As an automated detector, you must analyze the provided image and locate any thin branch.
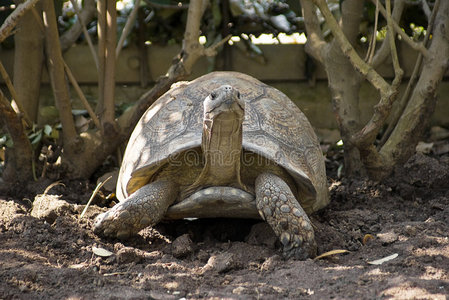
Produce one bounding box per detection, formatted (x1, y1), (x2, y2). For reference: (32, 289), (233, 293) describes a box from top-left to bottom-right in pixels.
(299, 0), (325, 63)
(69, 0), (98, 70)
(96, 0), (106, 117)
(421, 0), (431, 20)
(350, 0), (404, 148)
(371, 0), (429, 57)
(371, 0), (405, 69)
(123, 0), (215, 136)
(204, 34), (232, 56)
(385, 0), (403, 79)
(379, 0), (441, 147)
(312, 0), (391, 93)
(0, 60), (32, 127)
(311, 0), (402, 148)
(365, 0), (379, 63)
(116, 0), (141, 59)
(0, 0), (40, 43)
(63, 61), (101, 130)
(100, 0), (118, 135)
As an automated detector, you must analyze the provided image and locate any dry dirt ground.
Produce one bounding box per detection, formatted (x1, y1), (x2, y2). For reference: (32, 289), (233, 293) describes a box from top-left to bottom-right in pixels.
(1, 150), (448, 299)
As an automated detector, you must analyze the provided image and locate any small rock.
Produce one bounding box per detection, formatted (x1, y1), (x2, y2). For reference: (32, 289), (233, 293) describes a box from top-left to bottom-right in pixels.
(232, 286), (246, 295)
(31, 194), (74, 224)
(260, 255), (281, 271)
(416, 141), (434, 154)
(116, 246), (146, 264)
(196, 249), (210, 262)
(201, 252), (234, 273)
(148, 291), (177, 300)
(376, 231), (398, 245)
(171, 234), (194, 258)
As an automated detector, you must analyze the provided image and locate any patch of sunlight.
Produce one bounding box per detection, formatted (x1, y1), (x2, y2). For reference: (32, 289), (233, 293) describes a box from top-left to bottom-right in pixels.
(0, 4), (15, 11)
(420, 265), (448, 281)
(383, 284), (446, 300)
(164, 281), (179, 290)
(365, 267), (390, 276)
(413, 244), (449, 258)
(249, 33), (307, 44)
(199, 36), (207, 45)
(324, 265), (363, 271)
(116, 0), (134, 11)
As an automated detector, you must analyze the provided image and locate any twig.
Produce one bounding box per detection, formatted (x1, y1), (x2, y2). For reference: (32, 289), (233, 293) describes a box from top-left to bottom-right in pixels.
(371, 0), (405, 69)
(69, 0), (99, 70)
(365, 0), (379, 63)
(421, 0), (431, 20)
(204, 34), (232, 56)
(370, 0), (429, 57)
(385, 0), (403, 80)
(79, 175), (112, 220)
(63, 61), (101, 130)
(0, 60), (32, 127)
(378, 0), (440, 147)
(43, 181), (65, 195)
(116, 0), (141, 59)
(312, 0), (391, 93)
(0, 0), (40, 43)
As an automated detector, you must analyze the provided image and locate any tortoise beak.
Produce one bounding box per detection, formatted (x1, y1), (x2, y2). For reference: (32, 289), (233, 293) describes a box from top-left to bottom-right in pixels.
(203, 85), (244, 116)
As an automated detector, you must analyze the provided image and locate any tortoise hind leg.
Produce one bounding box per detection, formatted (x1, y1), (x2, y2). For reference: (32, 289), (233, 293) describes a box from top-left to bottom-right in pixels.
(255, 172), (317, 259)
(94, 180), (178, 239)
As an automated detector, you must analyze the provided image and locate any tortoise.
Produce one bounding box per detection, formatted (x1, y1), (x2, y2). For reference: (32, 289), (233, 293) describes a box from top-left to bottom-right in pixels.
(94, 71), (329, 259)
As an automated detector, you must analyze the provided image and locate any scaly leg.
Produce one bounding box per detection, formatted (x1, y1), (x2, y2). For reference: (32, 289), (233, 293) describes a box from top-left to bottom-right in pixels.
(94, 180), (178, 239)
(255, 172), (317, 259)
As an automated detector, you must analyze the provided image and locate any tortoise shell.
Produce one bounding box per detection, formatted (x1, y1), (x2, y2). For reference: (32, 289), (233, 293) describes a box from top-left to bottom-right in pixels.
(117, 71), (329, 213)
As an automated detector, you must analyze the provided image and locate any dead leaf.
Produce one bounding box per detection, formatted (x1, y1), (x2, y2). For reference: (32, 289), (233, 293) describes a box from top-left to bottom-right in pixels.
(363, 234), (375, 245)
(92, 246), (114, 257)
(367, 253), (398, 265)
(69, 263), (87, 269)
(314, 249), (349, 260)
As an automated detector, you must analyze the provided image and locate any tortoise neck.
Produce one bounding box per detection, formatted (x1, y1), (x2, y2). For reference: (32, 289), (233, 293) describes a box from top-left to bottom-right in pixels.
(201, 111), (244, 185)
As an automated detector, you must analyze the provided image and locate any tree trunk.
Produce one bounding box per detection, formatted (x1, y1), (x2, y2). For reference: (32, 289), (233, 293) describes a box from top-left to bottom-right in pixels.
(322, 0), (366, 176)
(42, 0), (82, 174)
(13, 0), (44, 123)
(0, 90), (33, 183)
(376, 0), (449, 175)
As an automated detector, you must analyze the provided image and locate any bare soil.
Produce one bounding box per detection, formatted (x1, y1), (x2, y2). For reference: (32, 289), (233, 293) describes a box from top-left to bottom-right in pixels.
(1, 151), (448, 299)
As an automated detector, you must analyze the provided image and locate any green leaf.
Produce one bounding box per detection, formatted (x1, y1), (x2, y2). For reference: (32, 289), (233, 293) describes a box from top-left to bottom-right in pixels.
(0, 135), (6, 146)
(44, 124), (53, 137)
(30, 130), (43, 145)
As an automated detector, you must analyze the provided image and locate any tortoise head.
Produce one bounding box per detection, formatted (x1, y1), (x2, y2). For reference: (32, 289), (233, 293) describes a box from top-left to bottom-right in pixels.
(203, 85), (245, 121)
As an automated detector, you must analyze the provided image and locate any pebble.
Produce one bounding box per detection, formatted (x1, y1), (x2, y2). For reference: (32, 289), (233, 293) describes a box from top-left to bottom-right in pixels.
(171, 234), (194, 259)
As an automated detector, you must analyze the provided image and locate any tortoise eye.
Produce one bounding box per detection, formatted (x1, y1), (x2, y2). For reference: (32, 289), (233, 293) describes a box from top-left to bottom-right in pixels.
(237, 91), (241, 98)
(210, 92), (217, 100)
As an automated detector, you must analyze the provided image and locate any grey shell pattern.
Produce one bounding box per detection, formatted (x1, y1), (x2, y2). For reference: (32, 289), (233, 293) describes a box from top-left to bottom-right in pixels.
(117, 71), (329, 213)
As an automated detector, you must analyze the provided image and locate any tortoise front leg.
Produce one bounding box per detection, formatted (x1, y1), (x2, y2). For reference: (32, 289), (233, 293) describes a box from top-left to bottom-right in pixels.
(255, 172), (317, 260)
(94, 180), (178, 239)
